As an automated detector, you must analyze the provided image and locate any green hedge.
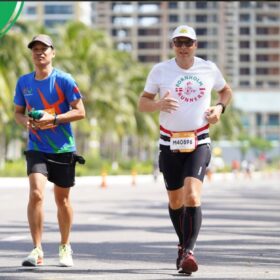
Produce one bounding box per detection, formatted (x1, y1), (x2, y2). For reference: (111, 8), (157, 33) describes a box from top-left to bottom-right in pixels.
(0, 157), (154, 177)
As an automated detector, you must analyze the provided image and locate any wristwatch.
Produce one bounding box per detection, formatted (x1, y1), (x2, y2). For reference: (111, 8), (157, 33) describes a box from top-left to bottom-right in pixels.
(53, 114), (58, 125)
(216, 102), (226, 114)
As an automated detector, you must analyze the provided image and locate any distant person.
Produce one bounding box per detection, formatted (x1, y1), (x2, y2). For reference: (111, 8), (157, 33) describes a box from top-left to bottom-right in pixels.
(241, 159), (254, 179)
(13, 34), (86, 267)
(231, 159), (240, 179)
(138, 25), (232, 275)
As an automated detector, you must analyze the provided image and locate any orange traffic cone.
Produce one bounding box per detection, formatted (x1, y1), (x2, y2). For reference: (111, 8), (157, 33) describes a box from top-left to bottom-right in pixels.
(131, 169), (137, 186)
(101, 169), (107, 188)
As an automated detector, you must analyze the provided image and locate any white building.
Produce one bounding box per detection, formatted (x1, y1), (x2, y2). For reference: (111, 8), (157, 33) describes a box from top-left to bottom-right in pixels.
(21, 2), (91, 30)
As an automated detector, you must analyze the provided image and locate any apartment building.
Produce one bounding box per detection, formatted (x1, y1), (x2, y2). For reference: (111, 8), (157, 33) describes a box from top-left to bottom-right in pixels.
(21, 2), (91, 29)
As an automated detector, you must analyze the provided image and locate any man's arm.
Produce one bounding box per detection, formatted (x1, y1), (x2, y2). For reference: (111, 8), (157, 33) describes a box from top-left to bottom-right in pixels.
(215, 83), (233, 112)
(206, 83), (233, 124)
(138, 91), (179, 113)
(14, 105), (29, 128)
(54, 98), (86, 124)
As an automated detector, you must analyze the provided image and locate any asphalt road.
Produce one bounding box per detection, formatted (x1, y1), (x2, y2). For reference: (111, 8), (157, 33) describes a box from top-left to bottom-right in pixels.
(0, 172), (279, 279)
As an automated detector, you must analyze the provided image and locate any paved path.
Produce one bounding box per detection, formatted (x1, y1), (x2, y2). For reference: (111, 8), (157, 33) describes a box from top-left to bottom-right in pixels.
(0, 173), (279, 279)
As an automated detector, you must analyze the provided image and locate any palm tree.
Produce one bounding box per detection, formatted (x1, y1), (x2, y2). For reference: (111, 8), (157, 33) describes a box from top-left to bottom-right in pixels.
(0, 23), (34, 163)
(54, 22), (155, 160)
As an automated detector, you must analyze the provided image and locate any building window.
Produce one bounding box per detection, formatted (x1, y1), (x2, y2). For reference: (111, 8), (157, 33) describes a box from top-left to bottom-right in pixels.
(239, 81), (250, 86)
(240, 41), (250, 48)
(196, 2), (207, 9)
(44, 5), (73, 14)
(240, 14), (250, 22)
(198, 41), (208, 48)
(196, 15), (207, 22)
(256, 41), (269, 48)
(138, 29), (160, 36)
(113, 17), (134, 26)
(112, 4), (134, 13)
(138, 55), (160, 63)
(168, 2), (178, 9)
(138, 4), (159, 13)
(44, 19), (67, 27)
(138, 42), (160, 49)
(256, 113), (262, 126)
(256, 55), (268, 61)
(256, 68), (269, 75)
(169, 15), (178, 22)
(239, 68), (250, 75)
(240, 2), (251, 8)
(196, 28), (207, 36)
(240, 27), (250, 35)
(268, 114), (279, 126)
(138, 16), (160, 26)
(240, 54), (250, 62)
(256, 28), (267, 35)
(26, 6), (36, 15)
(267, 81), (279, 87)
(117, 42), (132, 52)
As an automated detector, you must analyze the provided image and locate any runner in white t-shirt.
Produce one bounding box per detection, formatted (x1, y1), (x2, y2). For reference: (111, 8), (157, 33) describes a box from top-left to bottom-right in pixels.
(138, 25), (232, 275)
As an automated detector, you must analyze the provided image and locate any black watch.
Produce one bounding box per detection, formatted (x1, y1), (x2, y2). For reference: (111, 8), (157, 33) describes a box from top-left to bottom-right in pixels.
(216, 103), (226, 114)
(53, 114), (58, 125)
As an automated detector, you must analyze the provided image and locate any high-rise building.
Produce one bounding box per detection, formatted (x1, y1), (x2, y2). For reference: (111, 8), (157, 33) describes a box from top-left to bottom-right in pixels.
(92, 1), (280, 90)
(21, 2), (91, 30)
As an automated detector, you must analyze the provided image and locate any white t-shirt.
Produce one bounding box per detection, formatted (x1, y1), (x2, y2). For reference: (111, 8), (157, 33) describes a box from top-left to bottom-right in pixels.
(144, 57), (226, 145)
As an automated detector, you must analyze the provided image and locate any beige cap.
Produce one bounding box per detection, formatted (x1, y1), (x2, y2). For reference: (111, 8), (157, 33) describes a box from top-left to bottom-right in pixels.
(28, 34), (54, 49)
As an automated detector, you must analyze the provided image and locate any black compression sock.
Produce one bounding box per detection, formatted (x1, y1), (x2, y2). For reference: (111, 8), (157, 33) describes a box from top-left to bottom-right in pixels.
(168, 205), (184, 246)
(183, 206), (202, 252)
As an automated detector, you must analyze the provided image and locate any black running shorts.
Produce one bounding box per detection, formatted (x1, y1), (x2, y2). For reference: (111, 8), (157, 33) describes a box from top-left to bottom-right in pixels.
(25, 150), (76, 188)
(159, 144), (211, 190)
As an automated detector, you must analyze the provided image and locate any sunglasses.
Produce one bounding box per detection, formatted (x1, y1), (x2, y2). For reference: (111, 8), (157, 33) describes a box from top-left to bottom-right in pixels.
(173, 39), (195, 48)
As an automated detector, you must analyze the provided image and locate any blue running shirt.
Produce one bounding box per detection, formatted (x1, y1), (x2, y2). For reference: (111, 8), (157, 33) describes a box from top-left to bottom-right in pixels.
(14, 68), (83, 153)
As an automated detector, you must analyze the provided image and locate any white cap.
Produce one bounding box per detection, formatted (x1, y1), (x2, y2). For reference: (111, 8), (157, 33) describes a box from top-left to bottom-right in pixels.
(171, 25), (197, 40)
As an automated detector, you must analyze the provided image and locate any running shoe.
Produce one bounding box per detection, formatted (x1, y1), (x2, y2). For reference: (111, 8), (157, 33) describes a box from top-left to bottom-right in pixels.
(176, 244), (184, 270)
(179, 250), (198, 274)
(59, 244), (73, 267)
(22, 247), (44, 266)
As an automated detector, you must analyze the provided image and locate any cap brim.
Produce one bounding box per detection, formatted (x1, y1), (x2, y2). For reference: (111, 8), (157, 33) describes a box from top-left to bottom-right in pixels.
(28, 40), (53, 49)
(172, 34), (196, 40)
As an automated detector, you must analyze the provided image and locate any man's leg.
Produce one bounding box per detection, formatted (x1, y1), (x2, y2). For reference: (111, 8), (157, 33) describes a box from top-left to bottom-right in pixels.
(28, 173), (47, 248)
(183, 177), (203, 252)
(54, 185), (74, 267)
(22, 173), (46, 266)
(167, 188), (184, 269)
(54, 186), (73, 245)
(180, 177), (203, 273)
(168, 188), (184, 245)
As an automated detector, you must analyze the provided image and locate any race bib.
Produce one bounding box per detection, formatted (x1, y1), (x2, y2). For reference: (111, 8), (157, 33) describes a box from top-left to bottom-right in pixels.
(170, 131), (197, 153)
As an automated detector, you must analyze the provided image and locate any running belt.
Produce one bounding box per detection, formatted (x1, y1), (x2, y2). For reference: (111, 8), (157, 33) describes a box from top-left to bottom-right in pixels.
(159, 123), (210, 146)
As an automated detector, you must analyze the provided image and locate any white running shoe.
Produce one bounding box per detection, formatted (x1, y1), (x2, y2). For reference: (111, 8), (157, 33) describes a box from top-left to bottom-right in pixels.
(59, 244), (73, 267)
(22, 247), (44, 266)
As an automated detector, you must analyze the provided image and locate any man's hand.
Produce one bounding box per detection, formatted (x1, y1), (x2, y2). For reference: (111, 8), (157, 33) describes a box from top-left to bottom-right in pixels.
(205, 104), (223, 124)
(29, 111), (55, 130)
(158, 90), (179, 113)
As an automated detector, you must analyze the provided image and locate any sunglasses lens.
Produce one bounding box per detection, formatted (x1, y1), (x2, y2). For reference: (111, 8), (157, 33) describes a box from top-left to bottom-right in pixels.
(174, 40), (194, 47)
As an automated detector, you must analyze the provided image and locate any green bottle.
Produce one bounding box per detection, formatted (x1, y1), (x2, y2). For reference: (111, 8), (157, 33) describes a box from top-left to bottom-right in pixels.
(28, 109), (44, 120)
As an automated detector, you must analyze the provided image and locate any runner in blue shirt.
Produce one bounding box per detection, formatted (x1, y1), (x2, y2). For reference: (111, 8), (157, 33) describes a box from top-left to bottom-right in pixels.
(14, 34), (86, 267)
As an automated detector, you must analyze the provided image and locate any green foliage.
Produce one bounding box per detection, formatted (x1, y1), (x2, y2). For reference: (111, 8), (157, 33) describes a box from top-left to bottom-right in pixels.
(0, 159), (26, 177)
